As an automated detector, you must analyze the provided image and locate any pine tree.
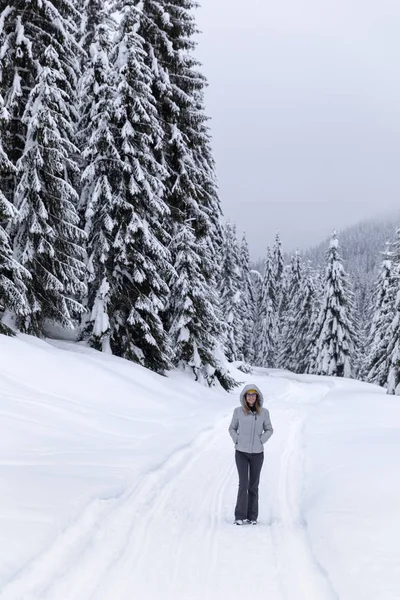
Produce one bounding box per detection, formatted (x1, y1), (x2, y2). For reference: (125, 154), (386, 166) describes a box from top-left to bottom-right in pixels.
(0, 0), (87, 334)
(102, 0), (172, 372)
(275, 262), (291, 363)
(0, 2), (37, 198)
(279, 252), (303, 370)
(132, 0), (221, 236)
(0, 96), (29, 334)
(272, 233), (285, 353)
(166, 220), (235, 389)
(0, 0), (82, 190)
(312, 232), (357, 377)
(239, 232), (256, 363)
(250, 268), (263, 363)
(135, 0), (231, 387)
(273, 232), (285, 302)
(78, 0), (104, 54)
(384, 230), (400, 394)
(219, 223), (243, 362)
(362, 244), (397, 386)
(291, 263), (320, 373)
(13, 42), (87, 334)
(78, 17), (121, 351)
(254, 247), (277, 367)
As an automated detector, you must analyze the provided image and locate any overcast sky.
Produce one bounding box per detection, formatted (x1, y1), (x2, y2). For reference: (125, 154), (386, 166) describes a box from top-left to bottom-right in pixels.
(194, 0), (400, 259)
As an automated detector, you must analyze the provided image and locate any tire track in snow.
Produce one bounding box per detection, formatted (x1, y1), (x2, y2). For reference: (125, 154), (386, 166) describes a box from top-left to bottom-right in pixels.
(268, 383), (339, 600)
(146, 382), (310, 600)
(0, 421), (226, 600)
(93, 421), (237, 600)
(0, 497), (118, 600)
(163, 448), (235, 599)
(120, 410), (281, 600)
(208, 460), (236, 564)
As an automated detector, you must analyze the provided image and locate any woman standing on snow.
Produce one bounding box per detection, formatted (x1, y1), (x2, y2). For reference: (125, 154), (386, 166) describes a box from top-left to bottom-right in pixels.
(228, 383), (273, 525)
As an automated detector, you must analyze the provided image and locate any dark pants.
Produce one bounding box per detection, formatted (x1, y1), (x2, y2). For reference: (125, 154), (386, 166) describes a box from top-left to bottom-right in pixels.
(234, 450), (264, 521)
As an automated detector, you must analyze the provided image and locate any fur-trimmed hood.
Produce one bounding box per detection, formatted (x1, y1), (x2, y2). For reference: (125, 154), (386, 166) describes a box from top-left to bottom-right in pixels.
(239, 383), (264, 408)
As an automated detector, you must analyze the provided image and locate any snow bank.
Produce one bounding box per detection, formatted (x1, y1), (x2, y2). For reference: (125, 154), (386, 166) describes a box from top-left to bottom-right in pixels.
(0, 334), (234, 587)
(303, 386), (400, 600)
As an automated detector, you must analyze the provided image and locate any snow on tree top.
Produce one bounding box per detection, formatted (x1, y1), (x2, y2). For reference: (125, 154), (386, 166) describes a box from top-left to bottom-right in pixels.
(330, 236), (339, 249)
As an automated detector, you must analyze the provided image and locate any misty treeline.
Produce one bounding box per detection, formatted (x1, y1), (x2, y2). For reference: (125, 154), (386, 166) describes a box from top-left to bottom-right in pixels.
(226, 223), (400, 395)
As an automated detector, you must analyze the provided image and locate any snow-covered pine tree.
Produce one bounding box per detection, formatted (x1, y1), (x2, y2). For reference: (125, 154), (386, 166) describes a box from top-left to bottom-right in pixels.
(78, 16), (121, 351)
(312, 232), (357, 377)
(279, 252), (303, 371)
(250, 267), (263, 362)
(254, 246), (277, 367)
(362, 244), (397, 387)
(272, 233), (285, 359)
(219, 223), (243, 362)
(78, 0), (104, 54)
(167, 220), (235, 389)
(0, 3), (37, 199)
(0, 96), (29, 334)
(305, 266), (324, 374)
(12, 40), (87, 334)
(273, 232), (285, 302)
(0, 0), (83, 186)
(383, 229), (400, 394)
(239, 232), (256, 363)
(131, 0), (217, 237)
(135, 0), (232, 387)
(0, 0), (86, 333)
(275, 260), (291, 365)
(103, 0), (172, 373)
(290, 262), (320, 373)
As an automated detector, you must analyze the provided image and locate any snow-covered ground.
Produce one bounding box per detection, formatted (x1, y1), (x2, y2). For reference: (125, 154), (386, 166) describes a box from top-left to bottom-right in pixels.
(1, 334), (399, 600)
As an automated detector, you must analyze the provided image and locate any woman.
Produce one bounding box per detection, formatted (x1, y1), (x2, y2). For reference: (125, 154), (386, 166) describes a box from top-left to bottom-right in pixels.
(228, 383), (273, 525)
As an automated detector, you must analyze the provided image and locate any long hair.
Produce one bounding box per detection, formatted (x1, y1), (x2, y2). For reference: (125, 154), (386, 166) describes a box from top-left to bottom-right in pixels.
(243, 396), (261, 415)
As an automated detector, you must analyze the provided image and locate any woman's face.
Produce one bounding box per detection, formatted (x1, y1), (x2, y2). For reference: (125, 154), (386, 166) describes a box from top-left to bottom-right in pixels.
(246, 392), (257, 406)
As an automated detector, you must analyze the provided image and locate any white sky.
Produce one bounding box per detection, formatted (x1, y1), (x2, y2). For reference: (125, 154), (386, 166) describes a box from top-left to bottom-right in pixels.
(195, 0), (400, 259)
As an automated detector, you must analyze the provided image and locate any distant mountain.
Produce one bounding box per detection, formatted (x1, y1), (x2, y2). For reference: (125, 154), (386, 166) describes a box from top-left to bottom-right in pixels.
(252, 214), (399, 279)
(302, 215), (398, 280)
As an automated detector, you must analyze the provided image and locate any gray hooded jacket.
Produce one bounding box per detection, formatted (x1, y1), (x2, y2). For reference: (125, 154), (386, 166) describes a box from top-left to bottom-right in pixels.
(228, 384), (273, 454)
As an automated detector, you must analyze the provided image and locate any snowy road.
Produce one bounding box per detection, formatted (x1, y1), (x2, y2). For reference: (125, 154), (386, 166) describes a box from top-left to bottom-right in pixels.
(0, 372), (339, 600)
